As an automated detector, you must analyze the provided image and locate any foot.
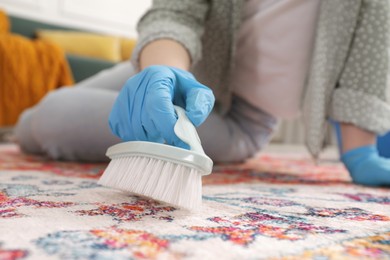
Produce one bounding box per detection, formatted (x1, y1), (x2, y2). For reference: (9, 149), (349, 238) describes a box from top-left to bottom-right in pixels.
(341, 145), (390, 186)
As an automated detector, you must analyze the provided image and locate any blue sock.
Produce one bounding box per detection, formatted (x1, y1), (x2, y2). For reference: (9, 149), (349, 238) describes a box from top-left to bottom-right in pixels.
(341, 145), (390, 186)
(377, 132), (390, 158)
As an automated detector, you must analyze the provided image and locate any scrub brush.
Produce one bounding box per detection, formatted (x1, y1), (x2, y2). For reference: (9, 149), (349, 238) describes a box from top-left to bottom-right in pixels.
(98, 106), (213, 210)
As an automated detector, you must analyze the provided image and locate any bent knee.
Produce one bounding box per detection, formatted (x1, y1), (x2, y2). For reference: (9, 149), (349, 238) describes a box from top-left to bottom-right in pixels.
(14, 107), (43, 154)
(30, 88), (118, 161)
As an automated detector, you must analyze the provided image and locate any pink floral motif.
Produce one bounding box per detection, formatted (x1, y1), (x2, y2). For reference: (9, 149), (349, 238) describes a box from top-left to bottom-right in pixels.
(0, 245), (28, 260)
(339, 193), (390, 205)
(305, 207), (390, 221)
(91, 227), (172, 259)
(277, 232), (390, 259)
(242, 197), (299, 207)
(76, 198), (175, 222)
(0, 191), (74, 218)
(35, 228), (179, 259)
(205, 154), (351, 186)
(190, 212), (346, 245)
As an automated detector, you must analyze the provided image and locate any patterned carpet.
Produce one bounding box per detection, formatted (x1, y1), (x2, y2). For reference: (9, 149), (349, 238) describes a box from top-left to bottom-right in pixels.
(0, 144), (389, 260)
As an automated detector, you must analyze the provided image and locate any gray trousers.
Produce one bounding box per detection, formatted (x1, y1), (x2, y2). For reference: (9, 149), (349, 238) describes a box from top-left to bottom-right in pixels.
(14, 62), (277, 162)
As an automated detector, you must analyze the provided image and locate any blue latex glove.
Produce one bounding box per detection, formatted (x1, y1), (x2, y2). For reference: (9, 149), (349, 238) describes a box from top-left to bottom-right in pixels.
(109, 65), (215, 149)
(341, 145), (390, 186)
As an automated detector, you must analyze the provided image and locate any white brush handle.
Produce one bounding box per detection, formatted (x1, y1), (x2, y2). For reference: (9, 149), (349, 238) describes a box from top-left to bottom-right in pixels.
(173, 105), (205, 154)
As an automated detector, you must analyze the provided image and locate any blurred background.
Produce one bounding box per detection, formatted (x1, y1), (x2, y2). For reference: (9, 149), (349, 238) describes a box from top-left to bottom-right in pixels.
(0, 0), (336, 148)
(0, 0), (151, 38)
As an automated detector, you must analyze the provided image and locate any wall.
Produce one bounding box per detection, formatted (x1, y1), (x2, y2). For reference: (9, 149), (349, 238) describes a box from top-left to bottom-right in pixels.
(0, 0), (152, 37)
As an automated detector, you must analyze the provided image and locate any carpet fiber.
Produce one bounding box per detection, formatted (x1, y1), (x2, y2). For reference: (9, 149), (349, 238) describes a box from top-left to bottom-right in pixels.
(0, 144), (389, 259)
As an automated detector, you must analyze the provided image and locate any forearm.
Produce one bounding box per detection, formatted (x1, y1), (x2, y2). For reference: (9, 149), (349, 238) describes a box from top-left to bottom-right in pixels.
(139, 39), (191, 71)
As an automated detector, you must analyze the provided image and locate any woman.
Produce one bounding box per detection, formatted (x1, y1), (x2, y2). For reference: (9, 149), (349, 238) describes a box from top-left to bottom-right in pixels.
(15, 0), (390, 186)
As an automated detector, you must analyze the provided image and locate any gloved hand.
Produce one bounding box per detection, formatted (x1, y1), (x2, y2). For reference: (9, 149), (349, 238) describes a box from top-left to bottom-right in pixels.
(109, 65), (215, 149)
(341, 145), (390, 186)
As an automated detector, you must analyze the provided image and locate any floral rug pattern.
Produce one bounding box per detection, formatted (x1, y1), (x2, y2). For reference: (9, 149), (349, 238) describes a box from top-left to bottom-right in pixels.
(0, 144), (389, 259)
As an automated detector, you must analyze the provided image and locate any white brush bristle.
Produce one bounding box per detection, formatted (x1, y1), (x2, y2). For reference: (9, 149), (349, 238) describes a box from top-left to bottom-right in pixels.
(98, 155), (203, 210)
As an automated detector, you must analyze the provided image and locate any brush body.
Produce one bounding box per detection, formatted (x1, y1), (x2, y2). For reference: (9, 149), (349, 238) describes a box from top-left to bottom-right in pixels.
(98, 106), (213, 210)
